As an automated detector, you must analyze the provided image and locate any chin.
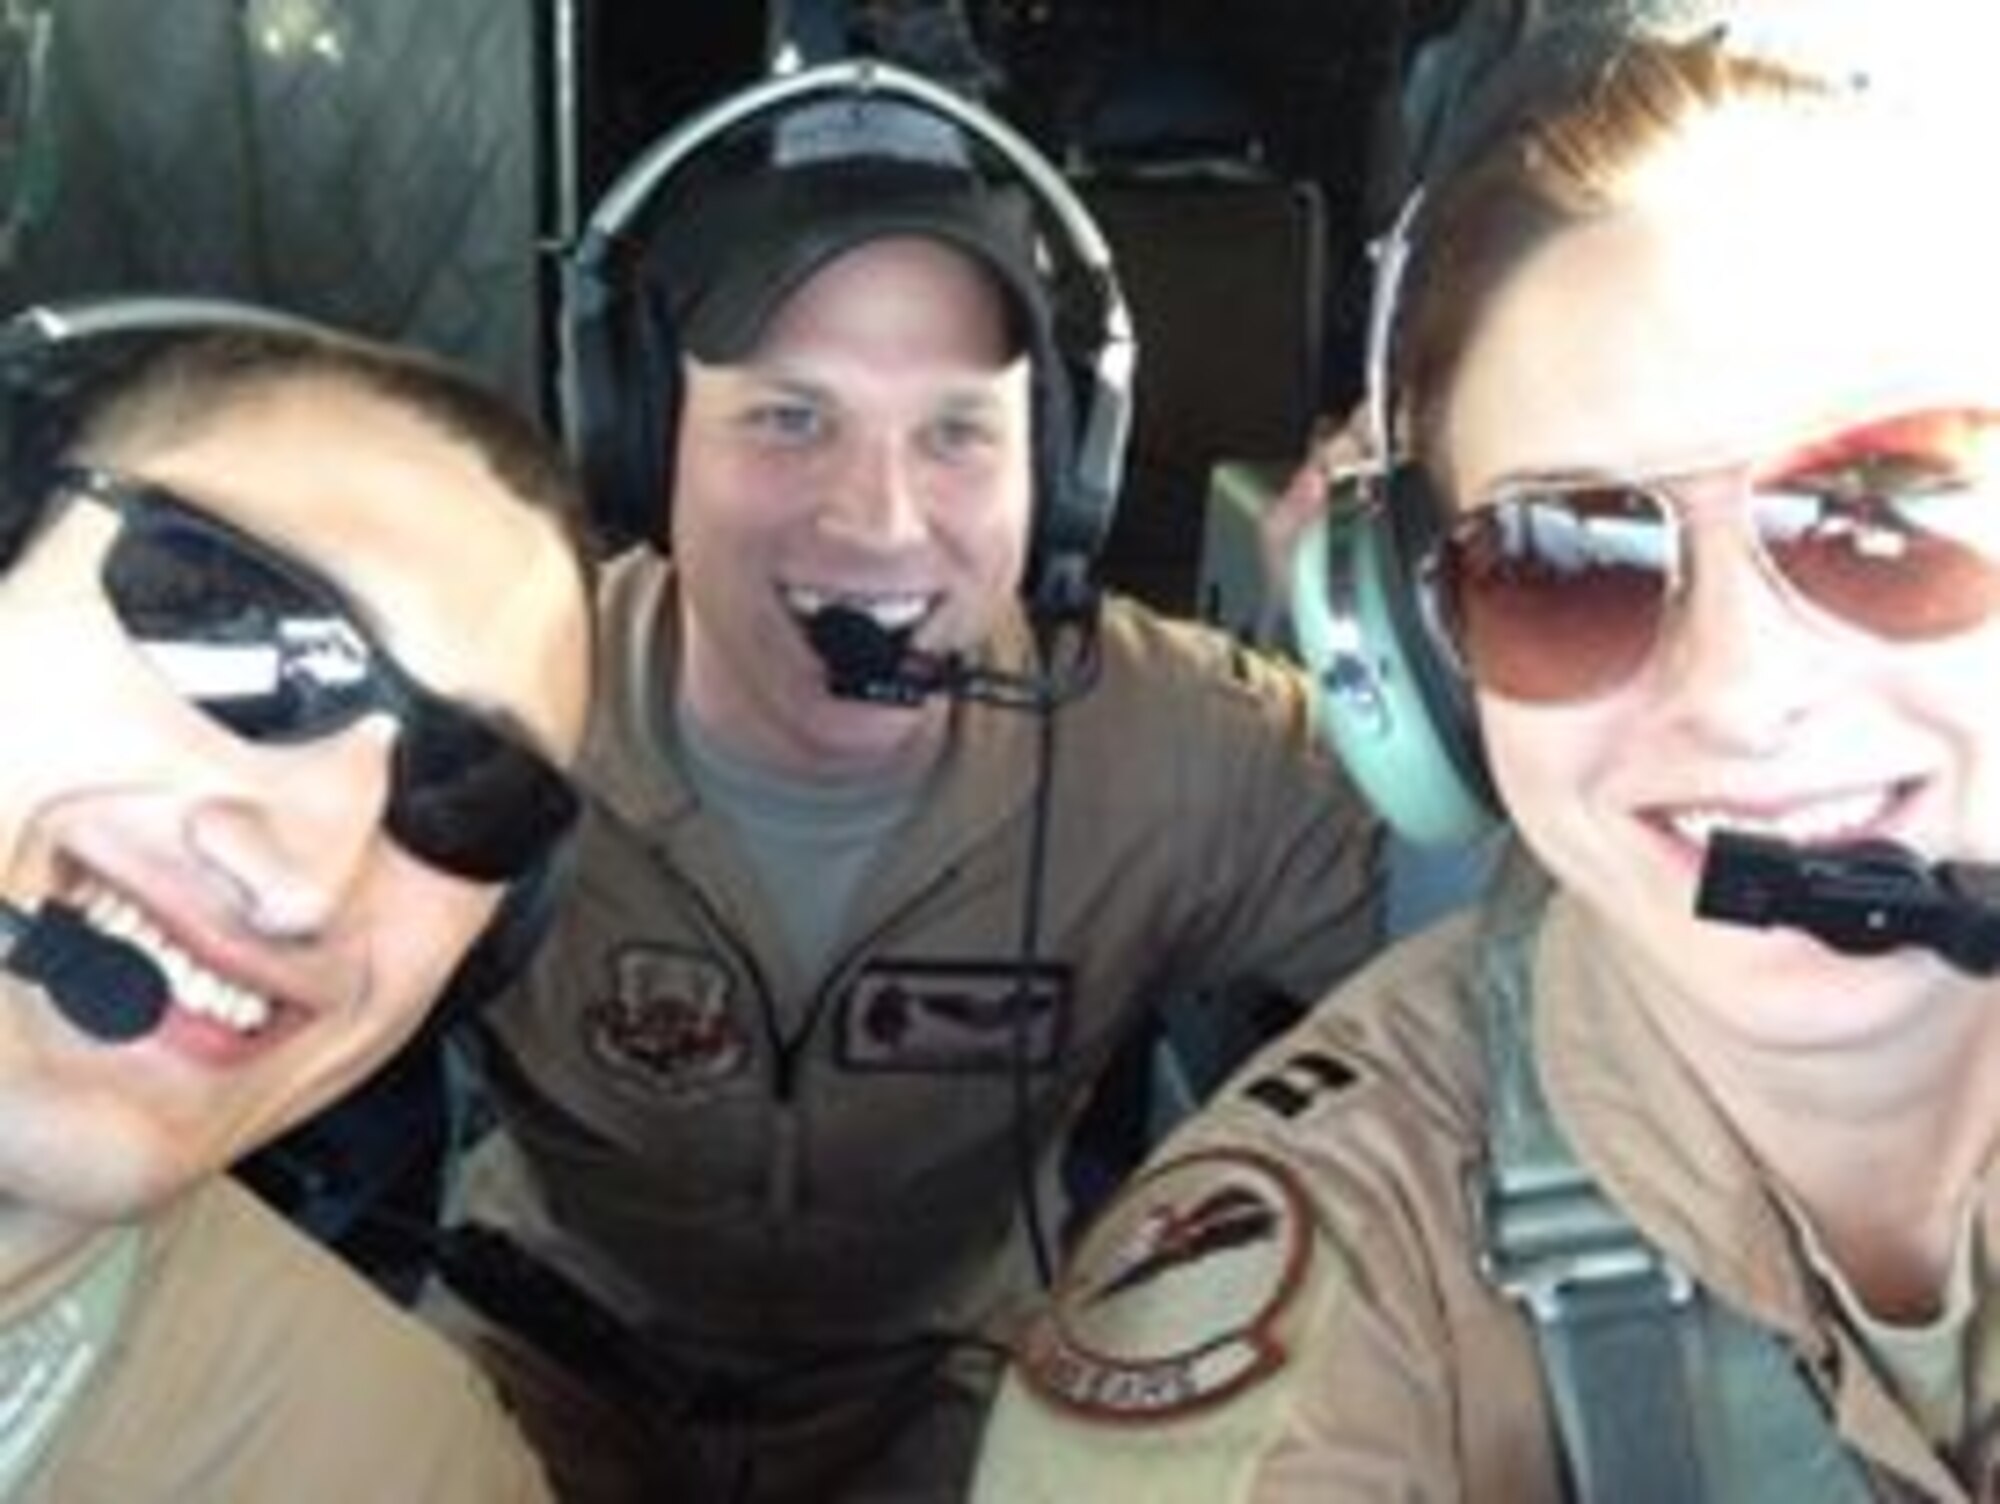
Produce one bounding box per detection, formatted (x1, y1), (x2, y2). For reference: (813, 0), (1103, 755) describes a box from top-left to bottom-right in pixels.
(17, 1151), (198, 1224)
(1649, 915), (1952, 1050)
(808, 698), (937, 757)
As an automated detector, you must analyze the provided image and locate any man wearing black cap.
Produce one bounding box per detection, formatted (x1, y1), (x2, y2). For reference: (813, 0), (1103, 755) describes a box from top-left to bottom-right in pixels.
(435, 61), (1383, 1504)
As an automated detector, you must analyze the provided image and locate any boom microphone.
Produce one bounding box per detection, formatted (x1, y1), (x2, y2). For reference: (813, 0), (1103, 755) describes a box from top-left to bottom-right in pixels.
(1696, 829), (2000, 976)
(804, 604), (954, 706)
(0, 900), (169, 1041)
(802, 603), (1098, 710)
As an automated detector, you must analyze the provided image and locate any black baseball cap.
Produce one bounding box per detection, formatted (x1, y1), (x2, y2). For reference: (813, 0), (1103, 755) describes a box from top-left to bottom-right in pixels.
(640, 93), (1055, 363)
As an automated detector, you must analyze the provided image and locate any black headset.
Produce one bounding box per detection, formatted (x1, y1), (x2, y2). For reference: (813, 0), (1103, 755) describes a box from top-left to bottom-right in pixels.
(557, 56), (1137, 619)
(0, 296), (565, 1015)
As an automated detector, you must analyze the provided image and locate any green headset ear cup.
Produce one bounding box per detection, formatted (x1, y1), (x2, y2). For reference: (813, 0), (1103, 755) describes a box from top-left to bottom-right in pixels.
(1289, 487), (1498, 846)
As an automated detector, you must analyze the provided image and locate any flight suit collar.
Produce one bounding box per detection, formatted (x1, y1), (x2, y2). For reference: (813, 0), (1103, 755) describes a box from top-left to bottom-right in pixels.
(1533, 895), (1981, 1496)
(1533, 896), (1825, 1346)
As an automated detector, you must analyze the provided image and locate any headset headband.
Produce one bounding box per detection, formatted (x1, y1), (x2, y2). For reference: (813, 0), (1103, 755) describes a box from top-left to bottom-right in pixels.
(1, 295), (326, 357)
(1360, 189), (1425, 471)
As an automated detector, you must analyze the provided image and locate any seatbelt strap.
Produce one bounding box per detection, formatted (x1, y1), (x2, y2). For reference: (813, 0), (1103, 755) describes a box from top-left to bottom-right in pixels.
(1473, 869), (1878, 1502)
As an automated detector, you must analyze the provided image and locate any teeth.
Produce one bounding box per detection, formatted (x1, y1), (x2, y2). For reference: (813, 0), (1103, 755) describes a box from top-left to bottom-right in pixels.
(780, 587), (934, 631)
(74, 884), (272, 1034)
(1670, 788), (1891, 848)
(859, 596), (932, 631)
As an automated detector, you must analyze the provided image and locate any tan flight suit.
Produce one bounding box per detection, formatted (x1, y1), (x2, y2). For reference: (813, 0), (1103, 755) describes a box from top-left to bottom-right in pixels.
(976, 875), (2000, 1501)
(450, 549), (1386, 1501)
(19, 1176), (549, 1502)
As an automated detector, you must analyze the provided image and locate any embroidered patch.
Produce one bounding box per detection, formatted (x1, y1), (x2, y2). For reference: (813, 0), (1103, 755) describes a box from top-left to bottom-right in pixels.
(1020, 1148), (1311, 1422)
(835, 960), (1069, 1072)
(582, 943), (750, 1095)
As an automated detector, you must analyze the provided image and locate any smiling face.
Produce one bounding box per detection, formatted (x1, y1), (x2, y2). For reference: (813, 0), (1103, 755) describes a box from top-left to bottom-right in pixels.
(670, 234), (1035, 777)
(1438, 94), (2000, 1049)
(0, 367), (587, 1229)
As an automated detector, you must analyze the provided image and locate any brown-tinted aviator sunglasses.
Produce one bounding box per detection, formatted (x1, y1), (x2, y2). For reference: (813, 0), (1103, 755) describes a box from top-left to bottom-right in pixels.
(1429, 408), (2000, 704)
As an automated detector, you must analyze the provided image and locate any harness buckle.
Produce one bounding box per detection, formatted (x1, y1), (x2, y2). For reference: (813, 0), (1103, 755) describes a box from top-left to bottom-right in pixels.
(1479, 1164), (1694, 1323)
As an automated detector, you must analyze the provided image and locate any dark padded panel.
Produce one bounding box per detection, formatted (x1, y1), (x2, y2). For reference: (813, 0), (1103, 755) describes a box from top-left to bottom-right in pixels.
(1080, 175), (1326, 611)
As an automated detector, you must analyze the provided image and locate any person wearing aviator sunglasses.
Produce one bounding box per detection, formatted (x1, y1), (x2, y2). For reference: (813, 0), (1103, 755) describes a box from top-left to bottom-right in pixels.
(975, 7), (2000, 1501)
(0, 316), (586, 1501)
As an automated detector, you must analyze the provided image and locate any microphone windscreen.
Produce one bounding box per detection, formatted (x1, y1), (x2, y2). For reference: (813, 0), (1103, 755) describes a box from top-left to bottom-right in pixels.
(804, 604), (907, 684)
(1694, 830), (1789, 926)
(10, 903), (168, 1042)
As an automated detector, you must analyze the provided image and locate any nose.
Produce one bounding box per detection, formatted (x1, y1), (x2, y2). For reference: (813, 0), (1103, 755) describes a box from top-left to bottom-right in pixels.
(182, 715), (399, 938)
(817, 428), (928, 549)
(1649, 511), (1833, 749)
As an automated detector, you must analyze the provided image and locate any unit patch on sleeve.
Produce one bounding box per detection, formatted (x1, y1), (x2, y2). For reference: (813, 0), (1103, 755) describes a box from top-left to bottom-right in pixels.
(1019, 1148), (1312, 1423)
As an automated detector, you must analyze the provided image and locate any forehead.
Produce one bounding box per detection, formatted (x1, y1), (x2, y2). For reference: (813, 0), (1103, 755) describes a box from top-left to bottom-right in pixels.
(104, 376), (586, 745)
(755, 235), (1019, 369)
(1442, 103), (2000, 498)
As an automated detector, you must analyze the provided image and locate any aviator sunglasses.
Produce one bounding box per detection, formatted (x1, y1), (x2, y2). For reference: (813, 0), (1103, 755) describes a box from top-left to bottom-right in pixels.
(50, 464), (579, 883)
(1429, 408), (2000, 705)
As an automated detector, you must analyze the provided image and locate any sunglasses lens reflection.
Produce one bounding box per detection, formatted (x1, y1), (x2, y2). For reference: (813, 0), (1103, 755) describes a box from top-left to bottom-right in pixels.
(1442, 487), (1673, 703)
(96, 489), (574, 881)
(1441, 417), (2000, 704)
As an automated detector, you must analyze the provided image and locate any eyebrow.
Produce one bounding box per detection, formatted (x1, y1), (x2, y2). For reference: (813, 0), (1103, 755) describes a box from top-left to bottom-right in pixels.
(1479, 413), (1997, 499)
(1774, 409), (1996, 474)
(744, 372), (830, 402)
(932, 386), (1012, 419)
(742, 366), (1020, 410)
(1478, 463), (1632, 499)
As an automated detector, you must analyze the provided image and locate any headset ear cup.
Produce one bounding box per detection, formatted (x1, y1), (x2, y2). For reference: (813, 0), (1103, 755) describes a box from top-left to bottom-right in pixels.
(1024, 277), (1135, 620)
(565, 249), (675, 554)
(647, 352), (681, 555)
(616, 275), (680, 553)
(1290, 470), (1497, 845)
(1022, 338), (1088, 614)
(0, 355), (48, 569)
(563, 254), (625, 546)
